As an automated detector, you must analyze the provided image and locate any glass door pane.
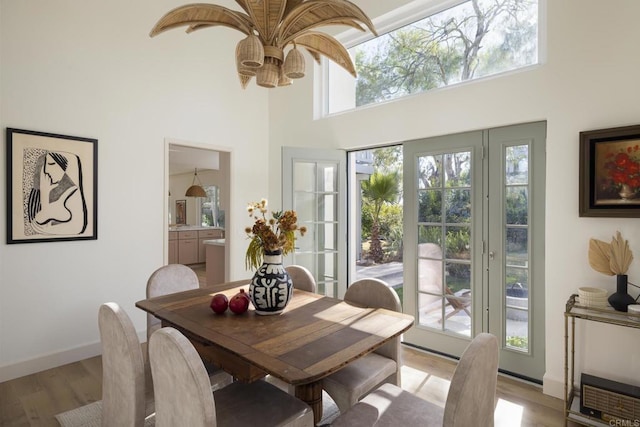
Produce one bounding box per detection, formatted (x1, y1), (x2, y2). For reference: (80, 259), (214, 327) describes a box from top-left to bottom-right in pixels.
(283, 148), (346, 297)
(504, 144), (530, 351)
(417, 151), (473, 336)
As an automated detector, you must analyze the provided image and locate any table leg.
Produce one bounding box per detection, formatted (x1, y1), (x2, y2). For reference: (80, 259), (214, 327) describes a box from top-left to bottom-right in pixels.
(295, 381), (323, 425)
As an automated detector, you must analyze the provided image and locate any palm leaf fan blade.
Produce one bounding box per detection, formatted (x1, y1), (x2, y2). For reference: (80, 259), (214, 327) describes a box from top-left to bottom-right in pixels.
(305, 48), (321, 64)
(282, 18), (367, 45)
(294, 32), (356, 77)
(242, 0), (286, 42)
(610, 231), (634, 275)
(283, 0), (304, 18)
(235, 0), (250, 14)
(266, 0), (288, 42)
(150, 4), (252, 36)
(588, 239), (614, 276)
(279, 0), (377, 44)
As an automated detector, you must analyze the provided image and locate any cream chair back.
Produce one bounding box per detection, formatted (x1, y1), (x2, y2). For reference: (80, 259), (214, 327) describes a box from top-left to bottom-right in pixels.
(344, 278), (402, 362)
(146, 264), (200, 342)
(285, 265), (317, 293)
(98, 302), (147, 427)
(444, 332), (499, 426)
(149, 327), (215, 427)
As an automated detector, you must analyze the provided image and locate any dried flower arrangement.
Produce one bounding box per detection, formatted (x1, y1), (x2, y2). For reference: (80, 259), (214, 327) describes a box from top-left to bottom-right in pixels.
(244, 199), (307, 270)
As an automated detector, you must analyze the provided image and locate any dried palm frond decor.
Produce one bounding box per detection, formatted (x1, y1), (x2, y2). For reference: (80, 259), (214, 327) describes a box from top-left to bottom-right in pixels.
(588, 231), (637, 311)
(149, 0), (377, 89)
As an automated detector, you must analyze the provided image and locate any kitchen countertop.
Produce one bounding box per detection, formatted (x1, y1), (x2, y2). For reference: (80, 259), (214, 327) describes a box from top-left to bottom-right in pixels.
(169, 225), (225, 232)
(203, 239), (225, 246)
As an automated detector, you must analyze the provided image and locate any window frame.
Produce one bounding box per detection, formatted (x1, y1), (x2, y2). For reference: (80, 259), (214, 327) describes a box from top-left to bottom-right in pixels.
(317, 0), (546, 118)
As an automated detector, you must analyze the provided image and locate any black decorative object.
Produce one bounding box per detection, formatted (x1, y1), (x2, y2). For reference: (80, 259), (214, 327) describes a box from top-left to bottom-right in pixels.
(249, 250), (293, 315)
(608, 274), (635, 312)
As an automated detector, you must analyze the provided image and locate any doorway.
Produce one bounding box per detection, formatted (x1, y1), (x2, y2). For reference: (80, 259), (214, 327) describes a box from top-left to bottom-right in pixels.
(166, 141), (231, 281)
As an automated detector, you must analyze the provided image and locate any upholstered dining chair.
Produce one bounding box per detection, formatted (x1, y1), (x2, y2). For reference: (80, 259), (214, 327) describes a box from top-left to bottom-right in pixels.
(322, 278), (403, 413)
(146, 264), (232, 389)
(331, 333), (500, 427)
(98, 302), (155, 426)
(146, 264), (201, 341)
(285, 265), (317, 293)
(149, 327), (314, 427)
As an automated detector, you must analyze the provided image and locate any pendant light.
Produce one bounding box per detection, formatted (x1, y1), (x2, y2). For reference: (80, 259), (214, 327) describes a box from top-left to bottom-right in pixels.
(185, 168), (207, 197)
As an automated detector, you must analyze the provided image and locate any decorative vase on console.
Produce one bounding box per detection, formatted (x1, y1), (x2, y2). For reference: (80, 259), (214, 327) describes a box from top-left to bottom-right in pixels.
(608, 274), (636, 312)
(589, 231), (635, 312)
(244, 199), (307, 316)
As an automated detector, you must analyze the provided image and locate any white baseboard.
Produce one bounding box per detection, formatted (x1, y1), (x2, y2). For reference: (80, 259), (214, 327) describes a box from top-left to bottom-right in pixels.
(0, 330), (147, 383)
(543, 372), (564, 399)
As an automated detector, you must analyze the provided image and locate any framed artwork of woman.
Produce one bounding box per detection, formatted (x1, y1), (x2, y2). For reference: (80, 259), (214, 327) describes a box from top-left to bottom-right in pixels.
(6, 128), (98, 243)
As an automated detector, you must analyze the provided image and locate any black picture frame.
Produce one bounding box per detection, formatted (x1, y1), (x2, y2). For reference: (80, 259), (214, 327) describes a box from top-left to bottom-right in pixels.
(6, 128), (98, 243)
(579, 124), (640, 218)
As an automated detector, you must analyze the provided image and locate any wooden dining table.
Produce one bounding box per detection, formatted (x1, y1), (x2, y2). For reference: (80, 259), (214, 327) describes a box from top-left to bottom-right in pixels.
(136, 280), (414, 424)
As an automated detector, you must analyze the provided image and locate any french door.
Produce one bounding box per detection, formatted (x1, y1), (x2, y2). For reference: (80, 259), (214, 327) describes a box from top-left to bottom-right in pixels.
(282, 147), (347, 298)
(402, 122), (546, 381)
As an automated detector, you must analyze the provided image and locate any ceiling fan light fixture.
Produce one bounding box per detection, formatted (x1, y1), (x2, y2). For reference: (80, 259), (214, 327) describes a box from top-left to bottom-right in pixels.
(236, 44), (258, 76)
(149, 0), (377, 89)
(238, 73), (253, 89)
(237, 34), (264, 68)
(278, 66), (293, 87)
(257, 61), (280, 88)
(284, 45), (305, 79)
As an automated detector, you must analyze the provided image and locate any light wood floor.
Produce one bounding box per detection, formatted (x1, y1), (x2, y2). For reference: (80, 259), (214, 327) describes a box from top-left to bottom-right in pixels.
(0, 265), (570, 426)
(0, 345), (569, 427)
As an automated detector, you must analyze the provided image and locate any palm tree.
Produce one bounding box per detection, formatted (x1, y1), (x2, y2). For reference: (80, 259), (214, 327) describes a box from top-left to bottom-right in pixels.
(362, 171), (399, 263)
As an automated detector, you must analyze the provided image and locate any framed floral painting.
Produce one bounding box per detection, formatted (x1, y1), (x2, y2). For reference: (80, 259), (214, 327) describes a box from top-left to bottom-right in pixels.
(579, 124), (640, 217)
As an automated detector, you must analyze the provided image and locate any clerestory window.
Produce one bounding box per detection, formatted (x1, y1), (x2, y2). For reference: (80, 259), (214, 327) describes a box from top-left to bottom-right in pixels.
(325, 0), (540, 115)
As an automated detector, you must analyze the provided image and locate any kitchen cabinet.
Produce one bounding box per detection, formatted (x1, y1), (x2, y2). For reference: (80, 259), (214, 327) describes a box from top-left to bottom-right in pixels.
(177, 230), (198, 265)
(168, 228), (224, 265)
(168, 231), (178, 264)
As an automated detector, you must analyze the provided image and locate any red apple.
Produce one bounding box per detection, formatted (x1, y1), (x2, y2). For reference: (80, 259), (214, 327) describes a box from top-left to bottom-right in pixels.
(228, 289), (250, 314)
(210, 293), (229, 314)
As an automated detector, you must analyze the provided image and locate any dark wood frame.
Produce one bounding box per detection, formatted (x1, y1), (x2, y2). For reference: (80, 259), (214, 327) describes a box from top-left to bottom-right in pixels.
(6, 128), (98, 243)
(579, 124), (640, 217)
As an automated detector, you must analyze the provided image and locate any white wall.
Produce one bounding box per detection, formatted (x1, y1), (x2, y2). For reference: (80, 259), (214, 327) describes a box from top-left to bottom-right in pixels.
(268, 0), (640, 397)
(2, 0), (640, 397)
(0, 0), (270, 381)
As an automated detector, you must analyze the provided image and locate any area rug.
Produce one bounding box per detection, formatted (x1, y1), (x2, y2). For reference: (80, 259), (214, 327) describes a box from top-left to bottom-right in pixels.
(55, 400), (156, 427)
(55, 392), (339, 426)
